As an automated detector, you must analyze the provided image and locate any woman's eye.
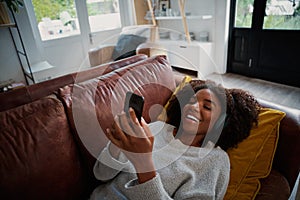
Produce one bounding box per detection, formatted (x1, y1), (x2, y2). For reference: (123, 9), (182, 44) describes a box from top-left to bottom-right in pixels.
(204, 105), (212, 110)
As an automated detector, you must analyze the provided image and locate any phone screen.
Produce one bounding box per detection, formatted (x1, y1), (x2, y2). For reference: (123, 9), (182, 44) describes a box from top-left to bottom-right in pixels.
(124, 92), (144, 122)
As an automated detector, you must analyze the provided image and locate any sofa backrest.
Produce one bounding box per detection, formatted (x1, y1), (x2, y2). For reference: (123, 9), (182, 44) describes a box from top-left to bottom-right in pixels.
(0, 54), (147, 112)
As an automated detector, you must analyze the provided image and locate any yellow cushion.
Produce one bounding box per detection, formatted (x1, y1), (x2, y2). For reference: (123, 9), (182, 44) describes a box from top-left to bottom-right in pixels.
(224, 108), (286, 200)
(157, 75), (192, 121)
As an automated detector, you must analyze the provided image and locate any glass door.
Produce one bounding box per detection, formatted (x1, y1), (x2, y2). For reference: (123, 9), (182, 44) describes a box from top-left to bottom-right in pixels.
(228, 0), (300, 87)
(228, 0), (256, 76)
(234, 0), (255, 28)
(263, 0), (300, 30)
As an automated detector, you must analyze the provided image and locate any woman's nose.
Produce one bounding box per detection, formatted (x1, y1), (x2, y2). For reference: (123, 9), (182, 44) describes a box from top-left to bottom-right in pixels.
(191, 102), (200, 111)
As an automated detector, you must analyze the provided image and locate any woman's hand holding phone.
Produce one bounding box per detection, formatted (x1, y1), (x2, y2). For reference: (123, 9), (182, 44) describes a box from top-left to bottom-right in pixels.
(106, 108), (155, 177)
(124, 92), (144, 123)
(105, 92), (156, 183)
(106, 92), (152, 155)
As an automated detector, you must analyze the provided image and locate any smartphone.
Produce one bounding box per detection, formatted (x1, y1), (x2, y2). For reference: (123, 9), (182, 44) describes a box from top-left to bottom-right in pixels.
(124, 92), (144, 123)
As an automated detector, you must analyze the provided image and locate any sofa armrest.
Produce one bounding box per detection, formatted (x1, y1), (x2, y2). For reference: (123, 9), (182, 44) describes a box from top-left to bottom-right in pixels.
(88, 45), (115, 67)
(258, 99), (300, 190)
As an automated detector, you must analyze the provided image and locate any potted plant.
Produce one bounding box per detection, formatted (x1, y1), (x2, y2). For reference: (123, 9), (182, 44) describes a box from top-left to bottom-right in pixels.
(0, 0), (23, 24)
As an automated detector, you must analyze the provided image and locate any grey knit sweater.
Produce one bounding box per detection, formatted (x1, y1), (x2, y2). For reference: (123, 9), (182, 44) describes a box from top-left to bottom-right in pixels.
(90, 121), (230, 200)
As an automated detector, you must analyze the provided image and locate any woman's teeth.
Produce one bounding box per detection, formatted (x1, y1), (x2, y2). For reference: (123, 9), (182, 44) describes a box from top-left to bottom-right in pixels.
(186, 114), (200, 123)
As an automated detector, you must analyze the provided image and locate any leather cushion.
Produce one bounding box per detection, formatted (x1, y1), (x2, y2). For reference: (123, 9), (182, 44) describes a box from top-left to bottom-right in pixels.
(0, 95), (87, 199)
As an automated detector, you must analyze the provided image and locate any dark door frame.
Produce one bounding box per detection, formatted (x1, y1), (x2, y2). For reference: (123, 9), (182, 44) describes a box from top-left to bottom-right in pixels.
(227, 0), (300, 87)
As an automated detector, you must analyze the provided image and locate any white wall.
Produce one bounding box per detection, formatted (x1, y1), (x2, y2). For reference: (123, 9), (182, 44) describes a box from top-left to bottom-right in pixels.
(215, 0), (230, 73)
(0, 28), (24, 83)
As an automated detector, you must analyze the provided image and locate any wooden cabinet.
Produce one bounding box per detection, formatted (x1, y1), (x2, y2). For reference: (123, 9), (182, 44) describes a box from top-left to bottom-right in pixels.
(158, 40), (214, 78)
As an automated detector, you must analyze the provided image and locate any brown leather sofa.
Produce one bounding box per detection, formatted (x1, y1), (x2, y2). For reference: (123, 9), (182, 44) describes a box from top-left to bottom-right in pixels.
(0, 55), (299, 200)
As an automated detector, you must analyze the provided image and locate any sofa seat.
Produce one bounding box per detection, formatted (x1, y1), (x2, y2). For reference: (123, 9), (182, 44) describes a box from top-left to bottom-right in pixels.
(256, 169), (290, 199)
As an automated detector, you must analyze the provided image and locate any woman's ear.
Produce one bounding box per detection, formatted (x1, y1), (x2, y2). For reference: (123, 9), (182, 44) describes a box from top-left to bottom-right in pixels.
(214, 113), (227, 130)
(201, 113), (227, 147)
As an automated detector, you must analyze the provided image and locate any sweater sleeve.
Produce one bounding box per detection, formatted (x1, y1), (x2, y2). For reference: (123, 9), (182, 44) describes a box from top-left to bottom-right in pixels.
(122, 149), (229, 200)
(124, 173), (172, 200)
(174, 148), (230, 200)
(93, 142), (130, 181)
(214, 150), (230, 200)
(183, 149), (230, 200)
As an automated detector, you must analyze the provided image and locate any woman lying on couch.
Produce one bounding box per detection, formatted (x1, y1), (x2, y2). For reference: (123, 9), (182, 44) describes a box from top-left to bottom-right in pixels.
(90, 80), (261, 200)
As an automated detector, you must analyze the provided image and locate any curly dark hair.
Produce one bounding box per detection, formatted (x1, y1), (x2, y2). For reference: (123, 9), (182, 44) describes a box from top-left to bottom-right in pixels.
(166, 79), (261, 151)
(216, 88), (261, 150)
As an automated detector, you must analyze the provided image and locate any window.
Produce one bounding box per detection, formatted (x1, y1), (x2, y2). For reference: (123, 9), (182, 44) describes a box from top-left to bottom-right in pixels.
(87, 0), (121, 33)
(263, 0), (300, 30)
(32, 0), (80, 41)
(234, 0), (255, 28)
(32, 0), (122, 41)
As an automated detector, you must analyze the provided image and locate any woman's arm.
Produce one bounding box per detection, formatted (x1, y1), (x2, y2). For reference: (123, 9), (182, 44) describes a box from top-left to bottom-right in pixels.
(106, 108), (156, 183)
(93, 141), (130, 181)
(94, 108), (156, 183)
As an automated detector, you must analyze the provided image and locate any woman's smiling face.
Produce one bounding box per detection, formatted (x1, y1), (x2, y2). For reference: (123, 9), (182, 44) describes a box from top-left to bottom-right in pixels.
(181, 89), (222, 136)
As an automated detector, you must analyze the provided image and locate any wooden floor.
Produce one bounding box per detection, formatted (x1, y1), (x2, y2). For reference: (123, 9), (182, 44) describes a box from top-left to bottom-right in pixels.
(172, 68), (300, 110)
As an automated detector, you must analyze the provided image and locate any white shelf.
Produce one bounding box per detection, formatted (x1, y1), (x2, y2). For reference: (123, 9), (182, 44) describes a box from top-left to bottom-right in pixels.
(24, 61), (56, 83)
(158, 39), (213, 45)
(0, 23), (16, 28)
(26, 61), (55, 73)
(144, 15), (213, 21)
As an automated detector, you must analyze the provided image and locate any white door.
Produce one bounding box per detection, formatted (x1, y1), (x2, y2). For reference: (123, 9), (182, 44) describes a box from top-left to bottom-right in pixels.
(28, 0), (133, 79)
